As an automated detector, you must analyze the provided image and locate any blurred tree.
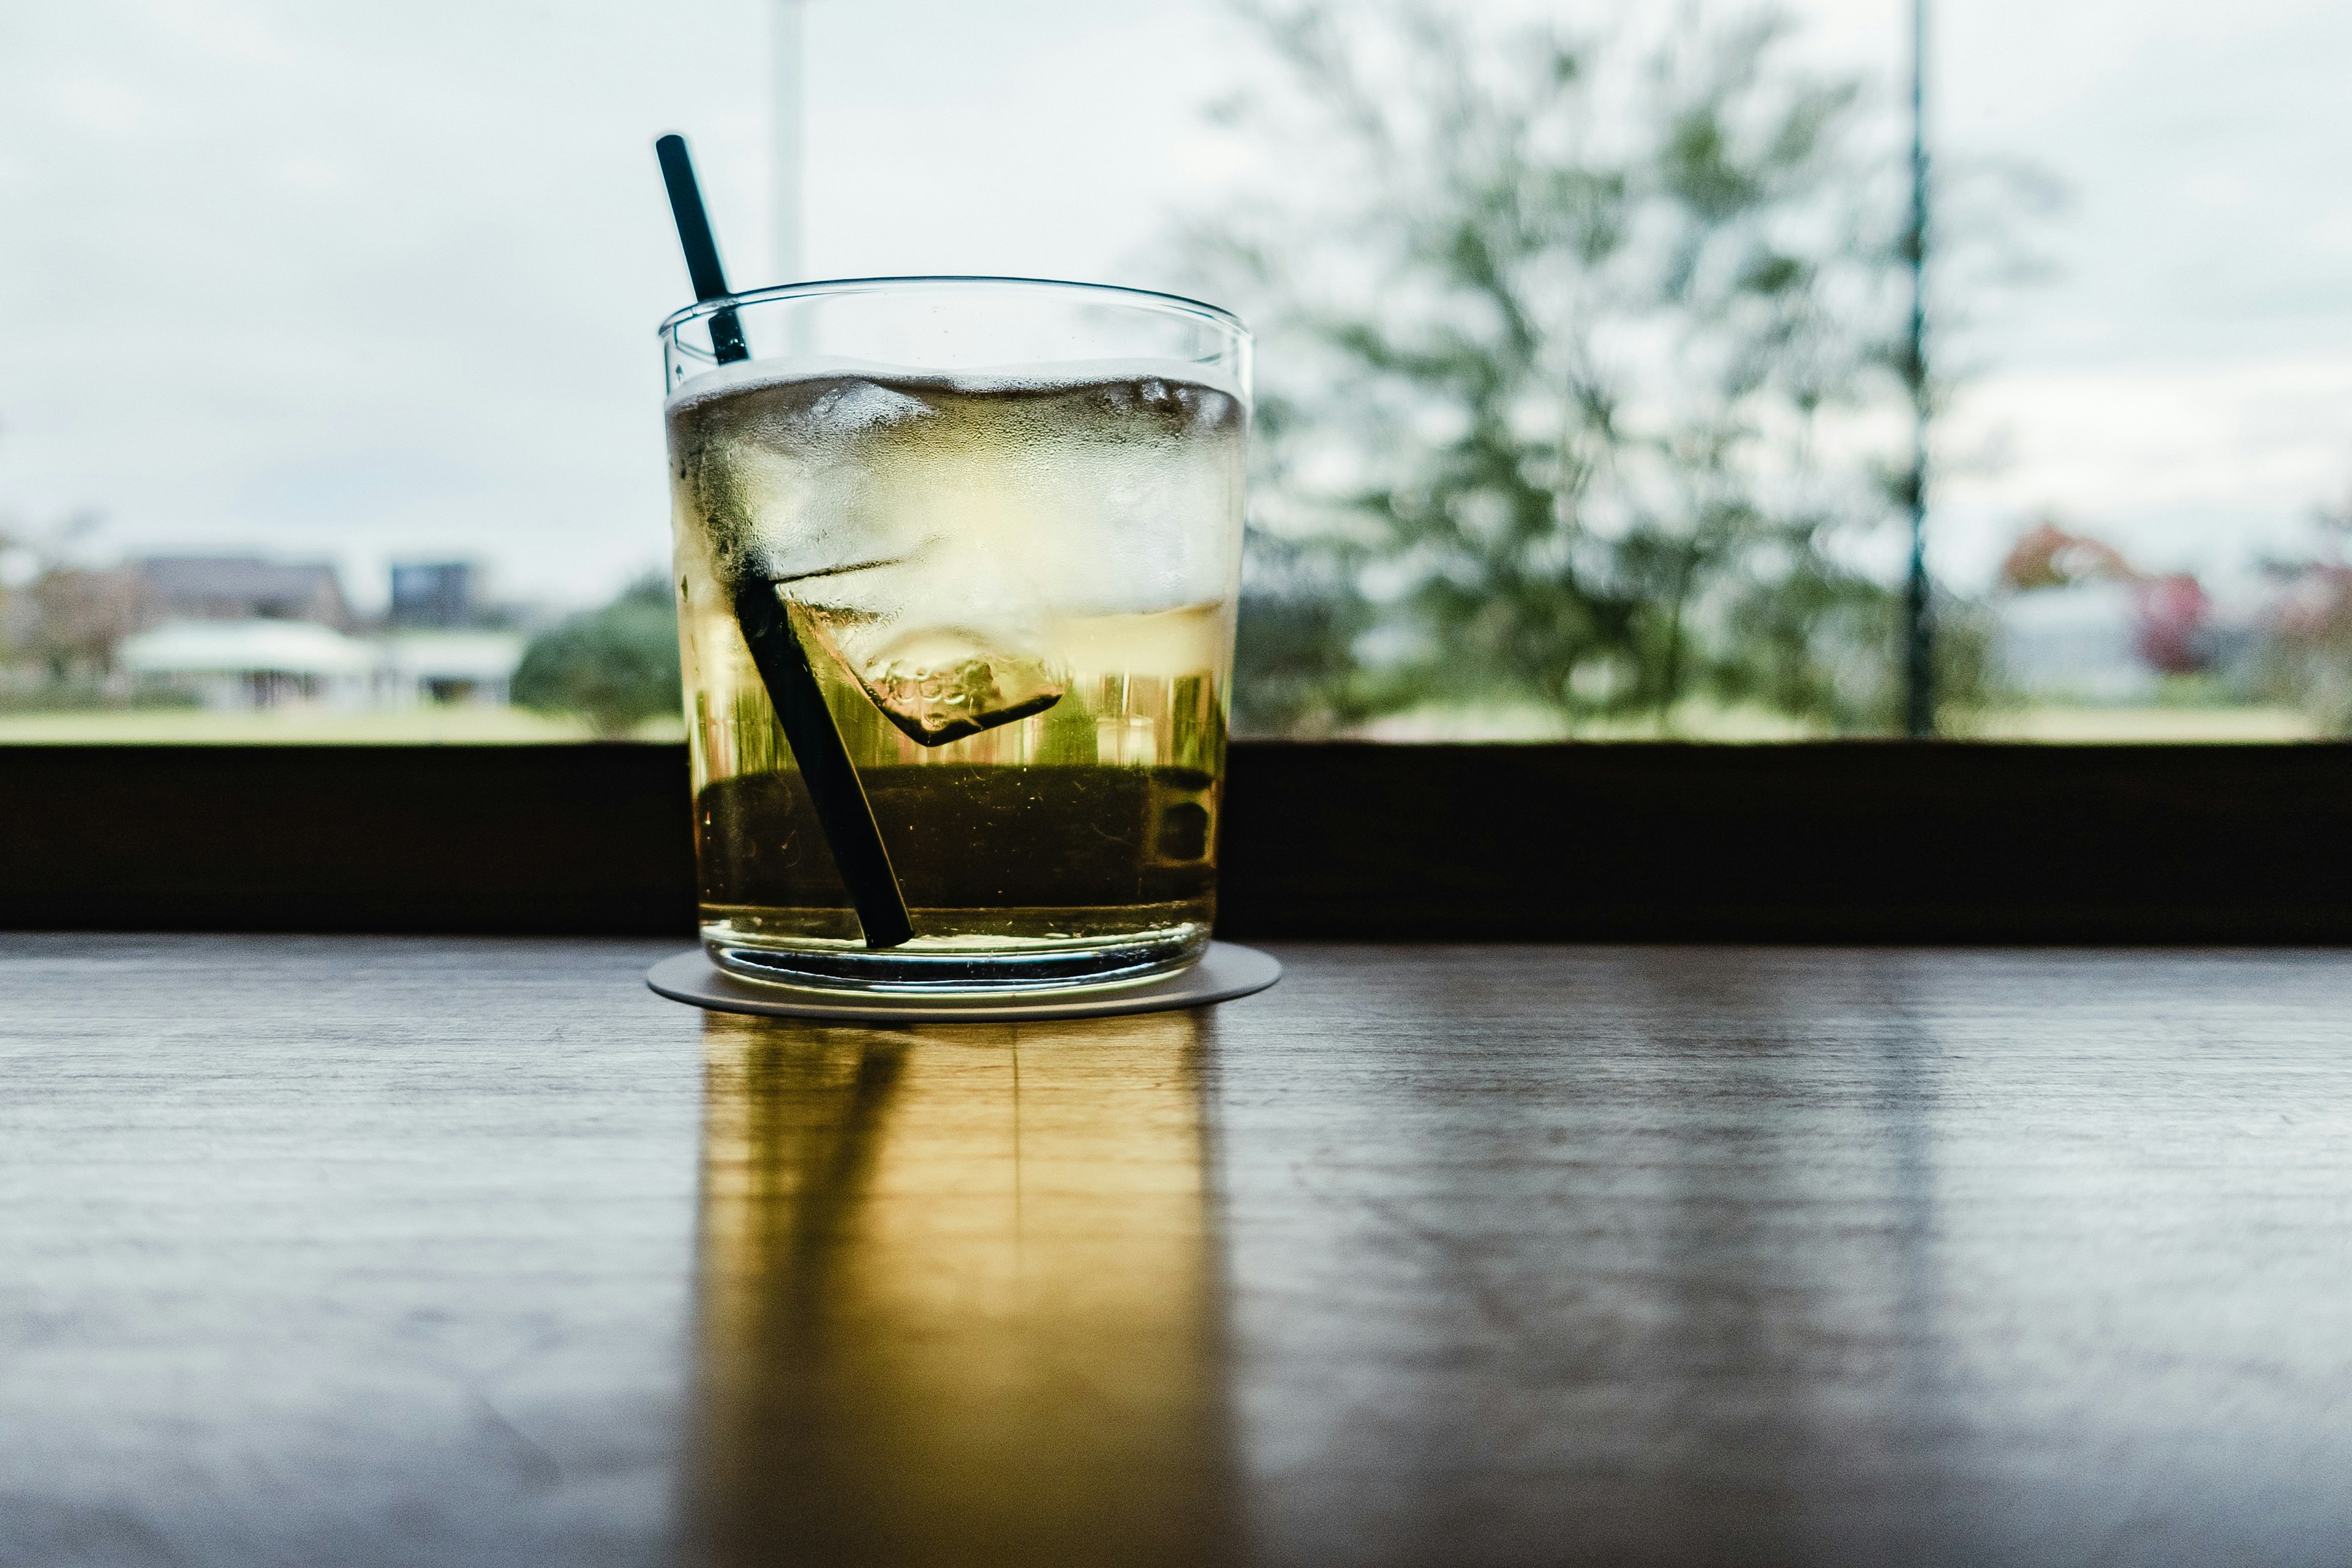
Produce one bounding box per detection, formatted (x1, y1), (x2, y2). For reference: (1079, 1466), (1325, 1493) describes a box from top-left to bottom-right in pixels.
(510, 573), (682, 737)
(1190, 1), (2036, 736)
(0, 510), (149, 707)
(2258, 495), (2352, 734)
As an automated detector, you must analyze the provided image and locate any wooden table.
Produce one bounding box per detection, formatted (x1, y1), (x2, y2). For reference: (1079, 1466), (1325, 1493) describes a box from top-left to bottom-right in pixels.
(5, 936), (2350, 1567)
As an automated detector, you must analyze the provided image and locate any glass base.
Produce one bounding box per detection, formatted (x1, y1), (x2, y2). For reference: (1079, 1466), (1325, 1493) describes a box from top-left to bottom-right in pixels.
(703, 924), (1211, 997)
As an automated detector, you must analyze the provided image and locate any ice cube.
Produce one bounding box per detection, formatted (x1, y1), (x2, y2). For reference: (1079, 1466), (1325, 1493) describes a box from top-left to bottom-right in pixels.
(793, 607), (1063, 747)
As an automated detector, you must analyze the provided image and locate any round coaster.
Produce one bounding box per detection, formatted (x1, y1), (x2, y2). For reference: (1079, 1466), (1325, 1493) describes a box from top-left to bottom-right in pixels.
(646, 941), (1281, 1024)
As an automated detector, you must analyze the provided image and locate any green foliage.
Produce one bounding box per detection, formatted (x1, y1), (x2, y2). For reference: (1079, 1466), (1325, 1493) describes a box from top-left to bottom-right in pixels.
(1229, 532), (1379, 734)
(511, 573), (682, 738)
(2253, 499), (2352, 735)
(1197, 1), (2013, 736)
(0, 509), (151, 702)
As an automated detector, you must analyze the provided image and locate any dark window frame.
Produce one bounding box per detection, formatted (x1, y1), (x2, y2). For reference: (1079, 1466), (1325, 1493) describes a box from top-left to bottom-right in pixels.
(5, 741), (2349, 942)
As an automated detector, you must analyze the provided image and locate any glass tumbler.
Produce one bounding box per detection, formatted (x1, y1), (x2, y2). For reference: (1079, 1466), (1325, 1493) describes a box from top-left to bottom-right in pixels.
(659, 277), (1250, 994)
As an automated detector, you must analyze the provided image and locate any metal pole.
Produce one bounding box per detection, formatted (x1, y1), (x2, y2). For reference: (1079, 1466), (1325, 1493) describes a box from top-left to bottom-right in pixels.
(1903, 0), (1934, 737)
(772, 0), (806, 284)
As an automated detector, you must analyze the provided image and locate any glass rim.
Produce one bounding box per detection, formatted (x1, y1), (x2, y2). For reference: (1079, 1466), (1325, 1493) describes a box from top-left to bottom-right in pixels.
(655, 273), (1250, 342)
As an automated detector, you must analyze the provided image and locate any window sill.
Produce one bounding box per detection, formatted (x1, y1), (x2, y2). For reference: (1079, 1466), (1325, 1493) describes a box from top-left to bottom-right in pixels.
(6, 741), (2348, 942)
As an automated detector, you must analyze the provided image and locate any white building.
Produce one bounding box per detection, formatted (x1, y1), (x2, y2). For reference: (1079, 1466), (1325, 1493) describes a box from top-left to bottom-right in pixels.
(119, 620), (524, 711)
(1995, 582), (2154, 704)
(374, 631), (528, 707)
(119, 620), (377, 710)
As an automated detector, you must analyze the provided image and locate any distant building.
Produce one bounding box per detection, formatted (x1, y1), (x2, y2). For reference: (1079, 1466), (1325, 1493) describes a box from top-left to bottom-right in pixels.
(136, 556), (353, 631)
(111, 555), (524, 712)
(1994, 519), (2226, 701)
(375, 631), (526, 707)
(389, 561), (479, 628)
(118, 620), (375, 710)
(1996, 582), (2155, 703)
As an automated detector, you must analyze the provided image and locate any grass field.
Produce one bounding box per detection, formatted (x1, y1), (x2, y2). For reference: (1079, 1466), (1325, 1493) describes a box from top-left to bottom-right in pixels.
(0, 707), (688, 745)
(1353, 700), (2323, 744)
(1964, 706), (2320, 742)
(0, 703), (2320, 745)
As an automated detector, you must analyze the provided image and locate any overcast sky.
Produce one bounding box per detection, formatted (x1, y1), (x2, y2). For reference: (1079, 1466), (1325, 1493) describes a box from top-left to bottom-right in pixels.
(4, 0), (2349, 611)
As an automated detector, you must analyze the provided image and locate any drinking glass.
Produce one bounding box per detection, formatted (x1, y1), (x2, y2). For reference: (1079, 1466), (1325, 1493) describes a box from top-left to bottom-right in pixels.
(659, 277), (1250, 994)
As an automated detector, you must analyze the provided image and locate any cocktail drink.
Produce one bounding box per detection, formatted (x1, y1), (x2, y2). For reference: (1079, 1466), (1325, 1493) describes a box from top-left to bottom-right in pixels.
(659, 279), (1250, 993)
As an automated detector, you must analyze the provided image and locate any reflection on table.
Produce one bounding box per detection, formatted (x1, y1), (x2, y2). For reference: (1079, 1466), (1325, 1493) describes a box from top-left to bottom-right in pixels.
(688, 1009), (1239, 1568)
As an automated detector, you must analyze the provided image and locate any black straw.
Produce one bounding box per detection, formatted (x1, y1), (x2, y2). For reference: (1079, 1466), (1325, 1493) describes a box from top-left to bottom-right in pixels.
(655, 132), (914, 950)
(654, 135), (748, 364)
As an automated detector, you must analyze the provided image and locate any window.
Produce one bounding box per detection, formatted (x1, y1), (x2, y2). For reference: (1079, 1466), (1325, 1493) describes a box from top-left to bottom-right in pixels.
(4, 2), (2346, 744)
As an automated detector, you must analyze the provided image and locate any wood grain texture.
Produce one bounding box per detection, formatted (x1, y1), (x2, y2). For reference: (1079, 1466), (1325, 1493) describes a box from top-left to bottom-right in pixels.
(4, 937), (2350, 1567)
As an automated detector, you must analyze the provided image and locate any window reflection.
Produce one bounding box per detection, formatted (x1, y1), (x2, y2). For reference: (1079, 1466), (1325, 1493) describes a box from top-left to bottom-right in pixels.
(688, 1010), (1239, 1568)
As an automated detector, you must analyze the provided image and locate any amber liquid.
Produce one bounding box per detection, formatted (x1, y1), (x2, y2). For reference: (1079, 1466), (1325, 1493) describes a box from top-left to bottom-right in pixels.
(669, 368), (1242, 984)
(685, 603), (1229, 959)
(698, 760), (1218, 944)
